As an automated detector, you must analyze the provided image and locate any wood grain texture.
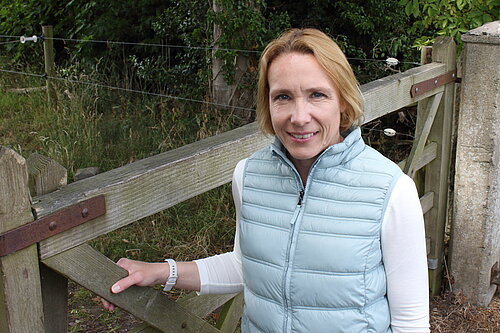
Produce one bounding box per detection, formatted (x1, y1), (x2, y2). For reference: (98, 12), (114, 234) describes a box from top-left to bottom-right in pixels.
(361, 62), (446, 124)
(0, 146), (44, 333)
(127, 292), (238, 333)
(404, 92), (444, 177)
(43, 243), (221, 333)
(177, 292), (238, 318)
(26, 152), (69, 333)
(35, 122), (272, 259)
(424, 37), (456, 296)
(27, 152), (67, 196)
(397, 142), (437, 173)
(215, 293), (244, 333)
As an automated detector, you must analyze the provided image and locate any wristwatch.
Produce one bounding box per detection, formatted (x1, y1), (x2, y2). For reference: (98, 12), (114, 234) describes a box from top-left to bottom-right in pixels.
(163, 258), (178, 291)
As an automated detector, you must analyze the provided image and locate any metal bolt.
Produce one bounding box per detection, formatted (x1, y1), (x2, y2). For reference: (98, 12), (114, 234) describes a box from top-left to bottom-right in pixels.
(452, 73), (455, 78)
(81, 208), (89, 218)
(434, 79), (438, 85)
(415, 87), (419, 92)
(49, 221), (57, 231)
(181, 322), (187, 329)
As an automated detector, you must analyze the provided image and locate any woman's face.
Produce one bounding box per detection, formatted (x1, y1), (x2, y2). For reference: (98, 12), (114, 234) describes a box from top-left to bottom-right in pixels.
(268, 52), (345, 170)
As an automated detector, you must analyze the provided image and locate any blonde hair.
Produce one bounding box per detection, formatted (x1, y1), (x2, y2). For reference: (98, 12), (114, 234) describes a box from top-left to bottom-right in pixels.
(257, 28), (363, 134)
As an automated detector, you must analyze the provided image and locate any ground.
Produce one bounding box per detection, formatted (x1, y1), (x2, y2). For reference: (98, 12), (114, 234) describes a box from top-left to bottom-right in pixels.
(68, 283), (500, 332)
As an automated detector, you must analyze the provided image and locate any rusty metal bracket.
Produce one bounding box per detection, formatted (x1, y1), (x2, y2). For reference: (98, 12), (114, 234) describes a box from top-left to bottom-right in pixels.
(0, 195), (106, 257)
(411, 70), (457, 98)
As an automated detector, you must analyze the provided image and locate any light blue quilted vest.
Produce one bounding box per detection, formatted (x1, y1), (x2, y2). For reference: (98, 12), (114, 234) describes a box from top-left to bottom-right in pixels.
(239, 127), (402, 333)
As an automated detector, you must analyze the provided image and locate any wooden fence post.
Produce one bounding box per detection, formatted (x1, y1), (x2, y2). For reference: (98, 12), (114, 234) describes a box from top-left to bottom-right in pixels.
(42, 25), (57, 106)
(27, 152), (68, 333)
(424, 36), (456, 296)
(450, 21), (500, 306)
(0, 147), (45, 332)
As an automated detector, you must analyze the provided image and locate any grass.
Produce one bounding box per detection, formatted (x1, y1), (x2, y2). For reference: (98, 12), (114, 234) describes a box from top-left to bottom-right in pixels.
(0, 69), (241, 331)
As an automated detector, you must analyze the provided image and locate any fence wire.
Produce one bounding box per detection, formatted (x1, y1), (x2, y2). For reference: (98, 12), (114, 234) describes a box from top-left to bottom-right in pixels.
(0, 33), (422, 66)
(0, 68), (256, 112)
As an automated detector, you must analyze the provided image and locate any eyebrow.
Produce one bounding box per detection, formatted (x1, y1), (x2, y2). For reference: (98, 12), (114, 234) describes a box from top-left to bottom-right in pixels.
(269, 86), (333, 95)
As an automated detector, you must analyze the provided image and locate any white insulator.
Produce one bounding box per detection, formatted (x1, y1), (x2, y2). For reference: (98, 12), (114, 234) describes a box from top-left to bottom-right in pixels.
(385, 57), (399, 66)
(384, 128), (397, 137)
(20, 35), (38, 44)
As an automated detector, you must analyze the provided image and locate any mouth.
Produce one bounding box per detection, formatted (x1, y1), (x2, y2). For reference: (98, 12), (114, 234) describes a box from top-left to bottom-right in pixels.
(289, 132), (318, 140)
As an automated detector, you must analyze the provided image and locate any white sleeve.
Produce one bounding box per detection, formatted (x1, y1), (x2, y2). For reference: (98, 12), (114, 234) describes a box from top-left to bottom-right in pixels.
(382, 174), (430, 333)
(194, 159), (246, 295)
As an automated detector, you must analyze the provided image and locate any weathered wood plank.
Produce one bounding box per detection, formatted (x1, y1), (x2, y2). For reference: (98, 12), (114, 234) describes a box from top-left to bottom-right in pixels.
(361, 62), (446, 124)
(397, 142), (437, 172)
(215, 293), (244, 333)
(0, 146), (45, 333)
(27, 152), (67, 196)
(404, 92), (444, 177)
(35, 122), (272, 259)
(424, 37), (456, 296)
(177, 292), (238, 318)
(420, 192), (434, 215)
(27, 152), (69, 333)
(128, 291), (238, 333)
(42, 243), (221, 333)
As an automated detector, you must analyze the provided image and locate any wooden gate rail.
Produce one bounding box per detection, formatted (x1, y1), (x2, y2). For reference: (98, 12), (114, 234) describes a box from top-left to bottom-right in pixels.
(31, 60), (448, 262)
(0, 37), (456, 332)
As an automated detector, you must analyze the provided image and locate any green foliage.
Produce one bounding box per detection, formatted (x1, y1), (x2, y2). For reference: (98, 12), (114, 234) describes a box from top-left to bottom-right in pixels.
(268, 0), (421, 82)
(208, 0), (290, 84)
(400, 0), (500, 48)
(0, 0), (172, 68)
(146, 0), (289, 103)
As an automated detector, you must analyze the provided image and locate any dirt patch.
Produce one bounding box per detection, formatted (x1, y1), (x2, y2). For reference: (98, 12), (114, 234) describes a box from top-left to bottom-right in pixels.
(430, 291), (500, 333)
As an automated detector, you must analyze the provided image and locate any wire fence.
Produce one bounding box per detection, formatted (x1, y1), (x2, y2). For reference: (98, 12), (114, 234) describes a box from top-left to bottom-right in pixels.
(0, 31), (420, 137)
(0, 68), (256, 112)
(0, 33), (422, 66)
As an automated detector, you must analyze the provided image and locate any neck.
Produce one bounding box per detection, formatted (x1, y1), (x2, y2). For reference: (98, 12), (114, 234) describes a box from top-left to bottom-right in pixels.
(289, 155), (315, 185)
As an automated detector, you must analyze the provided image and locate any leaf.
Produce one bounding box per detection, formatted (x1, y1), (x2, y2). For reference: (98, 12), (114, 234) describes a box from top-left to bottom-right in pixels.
(412, 0), (420, 17)
(405, 1), (413, 16)
(481, 13), (493, 24)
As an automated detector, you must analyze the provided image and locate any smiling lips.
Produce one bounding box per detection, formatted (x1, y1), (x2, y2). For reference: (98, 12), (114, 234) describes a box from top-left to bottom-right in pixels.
(289, 132), (318, 140)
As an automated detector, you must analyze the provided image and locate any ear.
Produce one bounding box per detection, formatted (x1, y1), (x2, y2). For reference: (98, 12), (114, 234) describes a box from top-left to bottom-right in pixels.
(339, 97), (347, 113)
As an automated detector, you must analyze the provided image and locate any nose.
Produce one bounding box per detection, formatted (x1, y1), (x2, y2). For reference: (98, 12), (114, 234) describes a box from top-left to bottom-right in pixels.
(290, 99), (311, 126)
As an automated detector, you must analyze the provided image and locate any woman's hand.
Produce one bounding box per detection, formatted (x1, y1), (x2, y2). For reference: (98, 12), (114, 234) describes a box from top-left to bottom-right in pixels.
(101, 258), (169, 311)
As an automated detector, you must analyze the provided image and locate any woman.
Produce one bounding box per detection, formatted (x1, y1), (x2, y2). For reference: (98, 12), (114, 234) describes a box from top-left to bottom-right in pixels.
(103, 28), (430, 333)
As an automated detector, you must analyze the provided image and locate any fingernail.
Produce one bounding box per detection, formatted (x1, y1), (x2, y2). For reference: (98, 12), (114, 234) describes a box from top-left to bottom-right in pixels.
(111, 284), (121, 293)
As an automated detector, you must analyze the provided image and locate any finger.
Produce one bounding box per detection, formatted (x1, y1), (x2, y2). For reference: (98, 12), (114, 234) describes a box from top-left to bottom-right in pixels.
(101, 297), (115, 311)
(116, 257), (133, 270)
(111, 272), (143, 294)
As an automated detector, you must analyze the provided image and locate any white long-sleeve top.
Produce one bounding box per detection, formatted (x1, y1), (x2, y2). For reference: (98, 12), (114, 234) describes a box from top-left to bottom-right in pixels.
(195, 159), (430, 333)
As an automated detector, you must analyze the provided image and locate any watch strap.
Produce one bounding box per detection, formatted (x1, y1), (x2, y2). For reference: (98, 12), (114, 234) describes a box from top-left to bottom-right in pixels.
(163, 259), (178, 291)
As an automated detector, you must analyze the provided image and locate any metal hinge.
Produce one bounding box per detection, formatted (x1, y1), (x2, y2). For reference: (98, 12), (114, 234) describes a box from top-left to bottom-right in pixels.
(411, 70), (457, 98)
(0, 195), (106, 257)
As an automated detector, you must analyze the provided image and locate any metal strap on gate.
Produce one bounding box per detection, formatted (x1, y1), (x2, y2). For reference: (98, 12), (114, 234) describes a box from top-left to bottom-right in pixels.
(411, 70), (458, 98)
(0, 195), (106, 257)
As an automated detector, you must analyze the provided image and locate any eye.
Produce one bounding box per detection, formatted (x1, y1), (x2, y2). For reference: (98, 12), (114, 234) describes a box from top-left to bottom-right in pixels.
(274, 94), (290, 101)
(311, 92), (326, 98)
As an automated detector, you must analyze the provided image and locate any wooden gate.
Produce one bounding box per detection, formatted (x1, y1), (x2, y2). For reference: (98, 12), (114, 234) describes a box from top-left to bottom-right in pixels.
(0, 37), (456, 333)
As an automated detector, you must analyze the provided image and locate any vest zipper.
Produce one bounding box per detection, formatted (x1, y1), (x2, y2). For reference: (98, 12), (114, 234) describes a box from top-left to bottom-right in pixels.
(283, 189), (304, 331)
(298, 190), (304, 206)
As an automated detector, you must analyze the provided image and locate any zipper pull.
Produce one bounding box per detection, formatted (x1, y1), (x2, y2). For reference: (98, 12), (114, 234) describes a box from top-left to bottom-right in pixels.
(298, 190), (304, 206)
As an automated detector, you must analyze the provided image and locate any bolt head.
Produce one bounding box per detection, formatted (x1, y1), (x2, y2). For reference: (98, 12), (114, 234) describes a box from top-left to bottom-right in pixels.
(81, 208), (89, 218)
